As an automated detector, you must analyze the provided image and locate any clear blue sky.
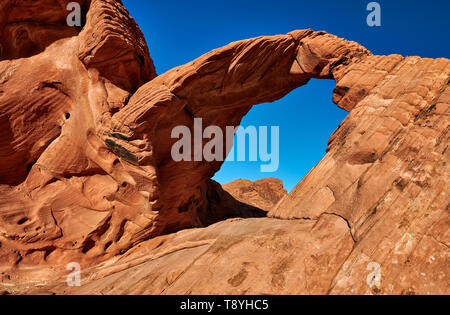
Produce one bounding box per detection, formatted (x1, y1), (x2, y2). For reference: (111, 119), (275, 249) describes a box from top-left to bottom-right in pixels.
(123, 0), (449, 192)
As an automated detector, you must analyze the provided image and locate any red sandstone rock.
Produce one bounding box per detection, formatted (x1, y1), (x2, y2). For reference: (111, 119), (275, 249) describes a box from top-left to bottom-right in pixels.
(223, 178), (287, 211)
(29, 216), (355, 295)
(0, 0), (448, 295)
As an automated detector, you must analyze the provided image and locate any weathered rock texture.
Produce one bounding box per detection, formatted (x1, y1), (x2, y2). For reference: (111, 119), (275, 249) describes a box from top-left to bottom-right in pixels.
(0, 0), (448, 295)
(223, 178), (287, 211)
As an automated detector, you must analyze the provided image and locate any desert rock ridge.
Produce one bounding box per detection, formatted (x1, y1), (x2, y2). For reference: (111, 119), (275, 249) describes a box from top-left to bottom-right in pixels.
(0, 0), (448, 295)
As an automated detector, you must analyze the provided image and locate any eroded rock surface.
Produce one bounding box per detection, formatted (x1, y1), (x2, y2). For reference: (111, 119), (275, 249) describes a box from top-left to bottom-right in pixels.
(0, 0), (448, 295)
(29, 216), (355, 295)
(223, 178), (287, 211)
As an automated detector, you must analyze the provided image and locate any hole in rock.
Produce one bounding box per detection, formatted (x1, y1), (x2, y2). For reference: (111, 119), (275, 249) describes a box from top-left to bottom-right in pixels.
(17, 218), (29, 225)
(81, 239), (96, 254)
(213, 79), (349, 193)
(104, 241), (113, 251)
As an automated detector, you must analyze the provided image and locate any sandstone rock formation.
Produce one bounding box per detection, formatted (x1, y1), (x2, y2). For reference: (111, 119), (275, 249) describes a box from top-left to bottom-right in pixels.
(223, 178), (287, 211)
(0, 0), (448, 295)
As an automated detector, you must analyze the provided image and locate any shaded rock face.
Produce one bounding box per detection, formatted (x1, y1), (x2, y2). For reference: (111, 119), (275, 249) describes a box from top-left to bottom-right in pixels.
(0, 0), (448, 295)
(0, 0), (88, 60)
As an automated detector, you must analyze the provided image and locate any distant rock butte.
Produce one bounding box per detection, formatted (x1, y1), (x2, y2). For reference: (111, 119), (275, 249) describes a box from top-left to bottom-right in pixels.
(223, 178), (287, 211)
(0, 0), (448, 295)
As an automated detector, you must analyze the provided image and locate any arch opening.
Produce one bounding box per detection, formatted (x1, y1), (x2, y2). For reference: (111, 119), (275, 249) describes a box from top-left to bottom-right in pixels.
(213, 79), (349, 194)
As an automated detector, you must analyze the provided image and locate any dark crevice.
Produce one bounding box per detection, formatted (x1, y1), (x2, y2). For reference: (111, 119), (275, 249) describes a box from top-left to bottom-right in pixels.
(104, 241), (113, 251)
(26, 161), (37, 173)
(115, 221), (127, 243)
(81, 239), (96, 254)
(322, 212), (356, 243)
(184, 106), (196, 119)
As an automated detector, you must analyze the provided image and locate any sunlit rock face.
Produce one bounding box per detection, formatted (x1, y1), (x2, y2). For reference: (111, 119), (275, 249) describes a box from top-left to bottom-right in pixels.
(0, 0), (448, 295)
(222, 179), (287, 211)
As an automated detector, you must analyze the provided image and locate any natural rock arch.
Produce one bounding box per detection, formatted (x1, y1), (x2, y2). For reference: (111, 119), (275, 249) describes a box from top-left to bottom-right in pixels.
(0, 0), (448, 294)
(0, 0), (368, 264)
